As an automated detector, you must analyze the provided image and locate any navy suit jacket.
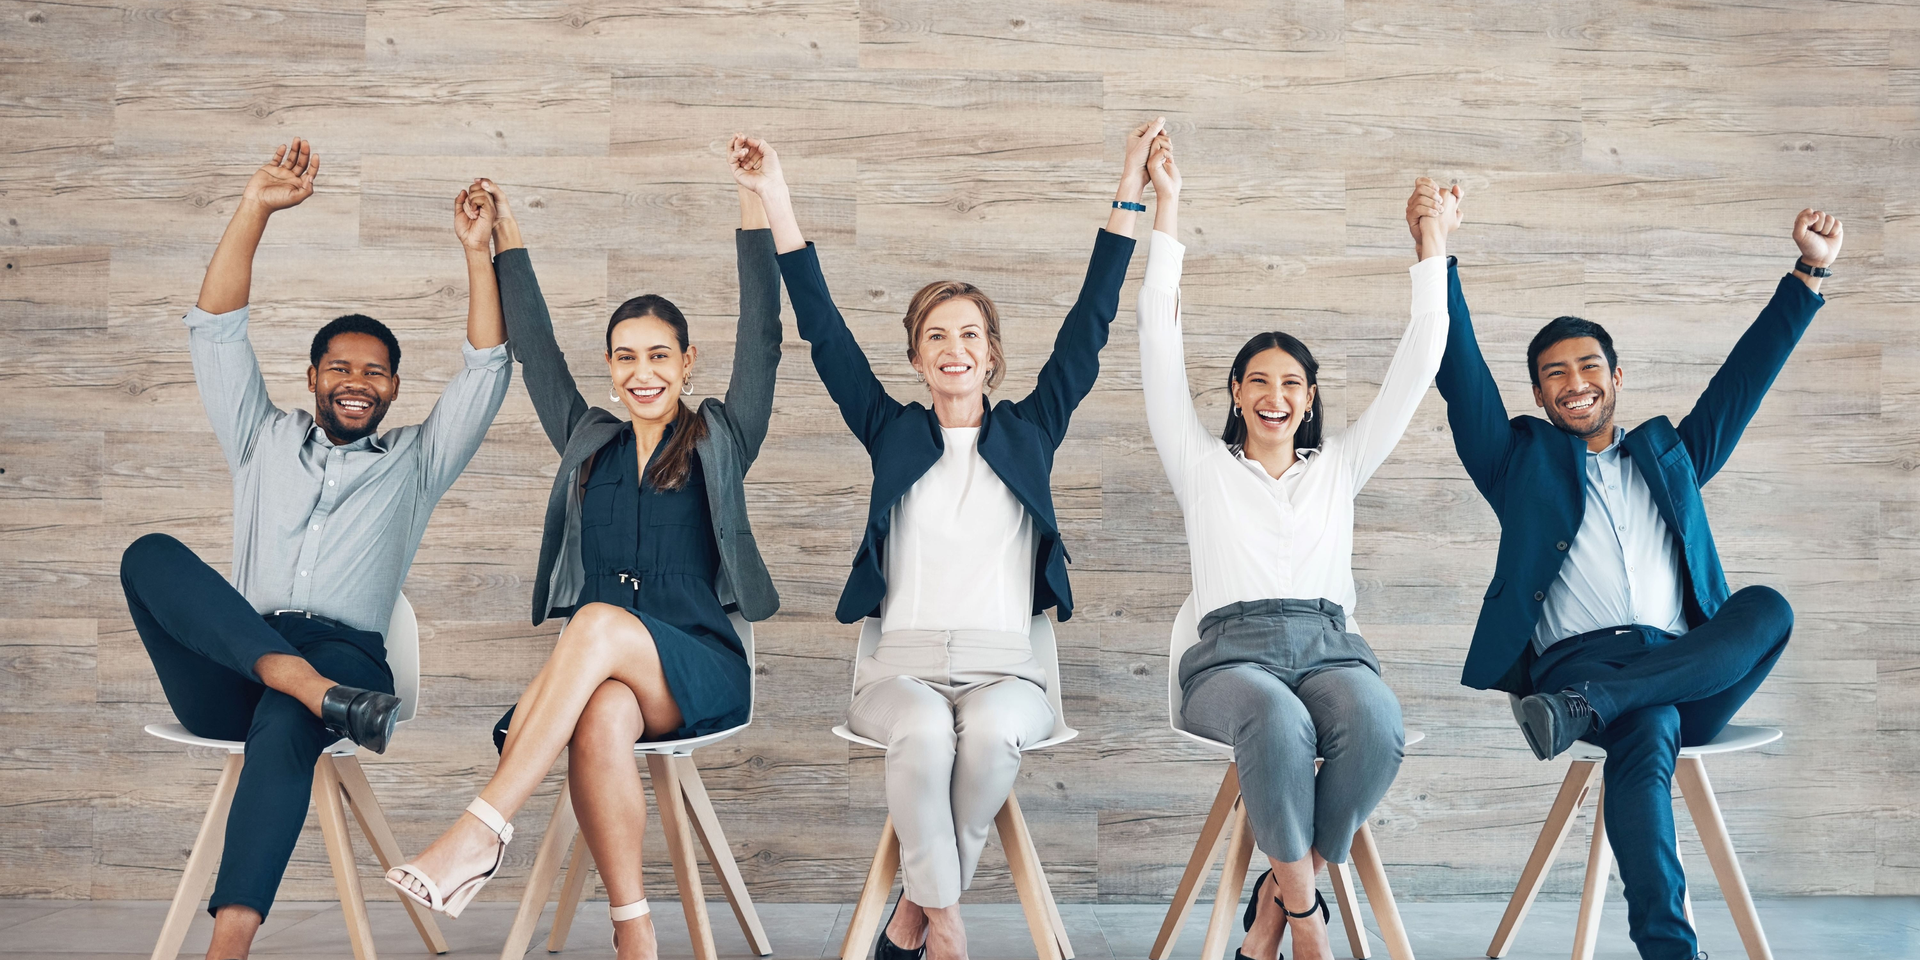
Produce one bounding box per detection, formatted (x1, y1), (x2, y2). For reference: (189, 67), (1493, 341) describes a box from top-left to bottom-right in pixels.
(777, 230), (1136, 624)
(1436, 259), (1824, 693)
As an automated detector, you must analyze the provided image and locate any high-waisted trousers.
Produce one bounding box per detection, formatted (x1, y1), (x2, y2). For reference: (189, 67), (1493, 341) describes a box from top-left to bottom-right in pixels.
(120, 533), (393, 920)
(1178, 598), (1404, 865)
(847, 628), (1055, 908)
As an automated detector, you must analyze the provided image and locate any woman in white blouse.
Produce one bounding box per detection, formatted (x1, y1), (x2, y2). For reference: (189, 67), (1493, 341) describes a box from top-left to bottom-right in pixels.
(1138, 161), (1461, 960)
(732, 124), (1164, 960)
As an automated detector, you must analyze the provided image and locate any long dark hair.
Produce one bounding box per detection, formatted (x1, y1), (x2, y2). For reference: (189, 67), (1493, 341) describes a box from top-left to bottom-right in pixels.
(606, 294), (708, 491)
(1220, 331), (1324, 451)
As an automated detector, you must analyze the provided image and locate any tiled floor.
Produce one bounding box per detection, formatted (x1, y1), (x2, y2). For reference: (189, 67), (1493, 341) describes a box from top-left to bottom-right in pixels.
(4, 896), (1917, 959)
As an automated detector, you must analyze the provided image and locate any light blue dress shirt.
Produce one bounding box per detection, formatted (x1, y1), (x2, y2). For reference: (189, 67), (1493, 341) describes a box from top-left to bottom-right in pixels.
(185, 303), (511, 636)
(1533, 427), (1689, 653)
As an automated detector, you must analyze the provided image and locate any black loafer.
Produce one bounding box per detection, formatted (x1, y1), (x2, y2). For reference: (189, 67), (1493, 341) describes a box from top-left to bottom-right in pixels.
(320, 684), (401, 754)
(1518, 689), (1596, 761)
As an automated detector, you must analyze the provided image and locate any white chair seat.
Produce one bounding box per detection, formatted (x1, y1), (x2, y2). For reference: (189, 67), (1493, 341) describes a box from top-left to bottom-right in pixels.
(635, 721), (751, 757)
(145, 721), (361, 756)
(1558, 723), (1782, 761)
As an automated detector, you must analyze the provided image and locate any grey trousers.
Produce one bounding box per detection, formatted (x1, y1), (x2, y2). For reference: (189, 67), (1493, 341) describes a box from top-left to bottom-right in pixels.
(849, 629), (1054, 908)
(1179, 598), (1404, 864)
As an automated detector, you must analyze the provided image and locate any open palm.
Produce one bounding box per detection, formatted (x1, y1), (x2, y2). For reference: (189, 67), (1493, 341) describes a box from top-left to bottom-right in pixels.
(243, 139), (318, 211)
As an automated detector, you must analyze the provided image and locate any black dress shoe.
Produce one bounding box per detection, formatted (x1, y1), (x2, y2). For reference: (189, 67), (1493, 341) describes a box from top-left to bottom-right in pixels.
(1518, 689), (1596, 761)
(874, 896), (926, 960)
(320, 684), (401, 754)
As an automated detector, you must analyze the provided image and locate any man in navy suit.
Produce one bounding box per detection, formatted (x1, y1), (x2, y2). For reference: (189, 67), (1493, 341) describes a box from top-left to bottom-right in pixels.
(1433, 192), (1844, 960)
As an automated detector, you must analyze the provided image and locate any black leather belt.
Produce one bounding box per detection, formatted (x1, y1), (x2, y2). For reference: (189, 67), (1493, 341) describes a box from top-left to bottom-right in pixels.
(267, 609), (350, 632)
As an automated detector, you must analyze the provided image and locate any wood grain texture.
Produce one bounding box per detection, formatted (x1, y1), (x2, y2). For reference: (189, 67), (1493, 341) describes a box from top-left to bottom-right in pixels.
(1, 0), (1915, 907)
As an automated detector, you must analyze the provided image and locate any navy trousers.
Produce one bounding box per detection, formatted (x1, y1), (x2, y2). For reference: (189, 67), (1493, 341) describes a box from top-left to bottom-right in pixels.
(1531, 585), (1794, 960)
(121, 533), (392, 921)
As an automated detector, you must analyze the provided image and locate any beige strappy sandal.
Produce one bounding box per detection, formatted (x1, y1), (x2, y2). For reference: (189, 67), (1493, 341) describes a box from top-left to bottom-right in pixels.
(611, 898), (651, 950)
(384, 797), (514, 918)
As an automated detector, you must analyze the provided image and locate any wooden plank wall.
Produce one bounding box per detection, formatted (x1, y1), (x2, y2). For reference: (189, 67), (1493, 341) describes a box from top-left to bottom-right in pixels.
(1, 0), (1915, 906)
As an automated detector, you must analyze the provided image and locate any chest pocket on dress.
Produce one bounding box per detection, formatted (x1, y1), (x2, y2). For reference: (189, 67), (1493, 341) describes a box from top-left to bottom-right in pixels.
(581, 466), (626, 531)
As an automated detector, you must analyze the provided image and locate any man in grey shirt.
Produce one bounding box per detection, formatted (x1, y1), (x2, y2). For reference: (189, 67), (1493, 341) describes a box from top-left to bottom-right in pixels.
(118, 139), (511, 957)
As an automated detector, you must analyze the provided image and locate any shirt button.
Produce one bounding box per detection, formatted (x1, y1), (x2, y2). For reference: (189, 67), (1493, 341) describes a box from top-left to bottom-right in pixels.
(1533, 591), (1546, 601)
(311, 524), (320, 531)
(300, 570), (309, 577)
(327, 480), (335, 486)
(1556, 541), (1569, 551)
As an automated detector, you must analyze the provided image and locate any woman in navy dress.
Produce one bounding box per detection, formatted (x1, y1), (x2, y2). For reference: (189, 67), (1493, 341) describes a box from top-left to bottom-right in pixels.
(388, 159), (782, 960)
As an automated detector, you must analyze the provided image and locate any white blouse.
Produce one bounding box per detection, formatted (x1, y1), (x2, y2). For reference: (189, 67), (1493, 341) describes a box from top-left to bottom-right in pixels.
(1137, 231), (1449, 634)
(880, 426), (1037, 635)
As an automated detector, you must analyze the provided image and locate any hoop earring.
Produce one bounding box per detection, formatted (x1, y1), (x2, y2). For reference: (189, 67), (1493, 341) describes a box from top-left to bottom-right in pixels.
(682, 375), (694, 396)
(1304, 409), (1313, 423)
(1232, 404), (1241, 418)
(610, 384), (621, 403)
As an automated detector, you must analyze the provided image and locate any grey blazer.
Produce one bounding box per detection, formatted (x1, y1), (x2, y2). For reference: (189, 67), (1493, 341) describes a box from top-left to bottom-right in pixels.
(495, 229), (783, 626)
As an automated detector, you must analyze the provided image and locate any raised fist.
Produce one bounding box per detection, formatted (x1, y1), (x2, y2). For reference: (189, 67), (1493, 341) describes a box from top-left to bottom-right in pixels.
(242, 139), (319, 212)
(455, 181), (497, 252)
(729, 135), (787, 196)
(1406, 177), (1463, 255)
(1793, 209), (1843, 268)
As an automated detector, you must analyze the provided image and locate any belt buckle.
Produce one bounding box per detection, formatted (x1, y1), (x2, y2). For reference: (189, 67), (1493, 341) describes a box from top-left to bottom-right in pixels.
(270, 609), (311, 618)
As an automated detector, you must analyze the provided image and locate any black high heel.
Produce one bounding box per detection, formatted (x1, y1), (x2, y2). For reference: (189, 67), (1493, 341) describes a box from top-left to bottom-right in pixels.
(874, 895), (927, 960)
(1278, 888), (1330, 926)
(1235, 869), (1284, 960)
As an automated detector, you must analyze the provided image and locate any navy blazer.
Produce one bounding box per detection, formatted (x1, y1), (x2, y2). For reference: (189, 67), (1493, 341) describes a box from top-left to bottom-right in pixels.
(777, 230), (1137, 624)
(1436, 259), (1824, 693)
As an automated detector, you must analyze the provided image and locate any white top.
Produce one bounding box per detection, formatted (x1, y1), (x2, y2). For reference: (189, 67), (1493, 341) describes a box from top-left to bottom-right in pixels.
(1533, 427), (1689, 652)
(1137, 231), (1449, 634)
(881, 426), (1037, 635)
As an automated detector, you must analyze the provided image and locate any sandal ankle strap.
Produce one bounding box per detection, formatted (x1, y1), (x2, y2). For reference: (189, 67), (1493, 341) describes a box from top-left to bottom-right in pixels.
(611, 898), (651, 922)
(1277, 888), (1328, 922)
(465, 797), (514, 843)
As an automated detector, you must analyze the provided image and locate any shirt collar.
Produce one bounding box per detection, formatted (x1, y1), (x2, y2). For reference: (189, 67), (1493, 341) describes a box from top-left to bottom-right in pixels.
(308, 421), (388, 453)
(1231, 443), (1318, 479)
(1587, 426), (1626, 458)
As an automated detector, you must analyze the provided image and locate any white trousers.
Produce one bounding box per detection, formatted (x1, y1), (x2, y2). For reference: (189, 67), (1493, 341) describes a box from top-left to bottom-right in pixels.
(848, 630), (1054, 908)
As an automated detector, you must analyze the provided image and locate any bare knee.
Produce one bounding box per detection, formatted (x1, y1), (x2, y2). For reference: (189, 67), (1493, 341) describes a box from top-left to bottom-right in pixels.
(573, 679), (643, 752)
(557, 603), (653, 661)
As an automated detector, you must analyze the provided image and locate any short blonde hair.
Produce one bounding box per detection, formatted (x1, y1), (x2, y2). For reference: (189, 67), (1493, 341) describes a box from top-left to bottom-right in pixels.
(902, 280), (1006, 390)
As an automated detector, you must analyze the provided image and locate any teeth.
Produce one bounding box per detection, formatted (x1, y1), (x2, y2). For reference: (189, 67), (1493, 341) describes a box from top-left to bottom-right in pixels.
(940, 365), (970, 373)
(1257, 411), (1286, 422)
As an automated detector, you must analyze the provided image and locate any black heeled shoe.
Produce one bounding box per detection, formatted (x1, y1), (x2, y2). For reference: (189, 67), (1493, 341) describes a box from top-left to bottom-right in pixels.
(874, 895), (927, 960)
(1235, 869), (1283, 960)
(320, 684), (401, 754)
(1278, 888), (1330, 926)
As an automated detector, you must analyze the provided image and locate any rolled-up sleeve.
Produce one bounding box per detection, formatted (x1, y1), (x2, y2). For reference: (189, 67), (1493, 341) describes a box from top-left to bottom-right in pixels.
(418, 337), (513, 497)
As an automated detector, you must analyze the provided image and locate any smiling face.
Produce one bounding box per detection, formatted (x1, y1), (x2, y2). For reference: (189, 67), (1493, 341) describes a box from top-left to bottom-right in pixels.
(1232, 346), (1317, 449)
(307, 331), (399, 444)
(910, 296), (996, 403)
(1531, 336), (1622, 442)
(606, 313), (695, 426)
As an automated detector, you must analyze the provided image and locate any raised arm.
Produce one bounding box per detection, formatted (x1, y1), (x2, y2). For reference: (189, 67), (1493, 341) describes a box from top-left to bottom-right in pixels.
(187, 140), (318, 469)
(417, 182), (513, 496)
(1674, 208), (1837, 483)
(1332, 178), (1458, 489)
(713, 182), (784, 465)
(734, 135), (902, 448)
(1428, 183), (1519, 504)
(1134, 138), (1210, 501)
(479, 179), (592, 454)
(1010, 118), (1161, 446)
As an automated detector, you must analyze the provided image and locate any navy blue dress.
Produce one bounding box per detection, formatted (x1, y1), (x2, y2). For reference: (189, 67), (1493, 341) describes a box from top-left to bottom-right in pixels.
(494, 425), (751, 748)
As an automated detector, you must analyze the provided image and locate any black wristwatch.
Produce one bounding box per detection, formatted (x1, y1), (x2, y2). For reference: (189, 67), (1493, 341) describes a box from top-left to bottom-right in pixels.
(1795, 259), (1831, 278)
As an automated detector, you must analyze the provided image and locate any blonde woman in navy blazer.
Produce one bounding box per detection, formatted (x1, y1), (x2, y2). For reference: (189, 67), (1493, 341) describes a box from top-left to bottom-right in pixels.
(729, 126), (1165, 960)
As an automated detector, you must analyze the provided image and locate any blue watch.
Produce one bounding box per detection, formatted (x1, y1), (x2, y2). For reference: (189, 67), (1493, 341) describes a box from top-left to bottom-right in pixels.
(1112, 200), (1146, 212)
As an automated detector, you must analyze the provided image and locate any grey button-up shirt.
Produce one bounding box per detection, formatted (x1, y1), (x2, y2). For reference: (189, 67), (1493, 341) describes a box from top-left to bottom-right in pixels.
(186, 303), (511, 638)
(1533, 427), (1690, 653)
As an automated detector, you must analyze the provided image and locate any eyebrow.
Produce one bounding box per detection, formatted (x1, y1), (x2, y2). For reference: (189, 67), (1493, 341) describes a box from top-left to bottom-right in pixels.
(614, 344), (676, 352)
(1540, 353), (1605, 369)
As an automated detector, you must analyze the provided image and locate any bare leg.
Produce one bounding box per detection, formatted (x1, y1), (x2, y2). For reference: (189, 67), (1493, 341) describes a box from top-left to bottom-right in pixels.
(1249, 850), (1330, 960)
(923, 903), (969, 960)
(206, 904), (263, 960)
(886, 897), (929, 949)
(571, 679), (659, 960)
(393, 604), (682, 901)
(254, 652), (336, 716)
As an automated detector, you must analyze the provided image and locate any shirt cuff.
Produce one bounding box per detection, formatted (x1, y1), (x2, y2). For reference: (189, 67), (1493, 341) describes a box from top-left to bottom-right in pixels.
(1410, 254), (1447, 307)
(462, 338), (512, 368)
(182, 303), (250, 342)
(1145, 230), (1186, 290)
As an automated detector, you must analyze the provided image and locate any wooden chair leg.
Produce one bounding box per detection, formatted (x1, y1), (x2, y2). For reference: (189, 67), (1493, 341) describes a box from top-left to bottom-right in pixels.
(549, 827), (596, 953)
(996, 791), (1065, 960)
(1328, 860), (1370, 959)
(1348, 822), (1414, 960)
(840, 816), (901, 960)
(313, 757), (377, 960)
(649, 754), (717, 960)
(151, 753), (242, 960)
(1675, 757), (1774, 960)
(332, 755), (449, 955)
(1199, 800), (1254, 960)
(677, 755), (774, 956)
(500, 781), (579, 960)
(1004, 790), (1073, 959)
(1151, 764), (1242, 960)
(1571, 783), (1612, 960)
(1487, 760), (1599, 958)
